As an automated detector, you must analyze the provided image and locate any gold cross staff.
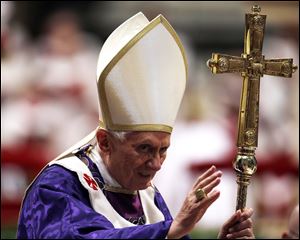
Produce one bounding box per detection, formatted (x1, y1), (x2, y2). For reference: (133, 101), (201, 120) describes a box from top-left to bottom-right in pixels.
(207, 5), (298, 211)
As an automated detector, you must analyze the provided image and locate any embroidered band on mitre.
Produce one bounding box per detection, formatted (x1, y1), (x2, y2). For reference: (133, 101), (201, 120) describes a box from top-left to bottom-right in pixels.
(96, 12), (187, 133)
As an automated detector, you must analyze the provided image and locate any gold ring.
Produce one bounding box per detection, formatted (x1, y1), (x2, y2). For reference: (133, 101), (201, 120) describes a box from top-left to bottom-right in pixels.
(195, 188), (207, 201)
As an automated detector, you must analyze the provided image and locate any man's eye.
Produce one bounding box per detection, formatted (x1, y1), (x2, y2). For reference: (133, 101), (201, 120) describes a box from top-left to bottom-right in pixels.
(138, 144), (151, 152)
(160, 147), (168, 154)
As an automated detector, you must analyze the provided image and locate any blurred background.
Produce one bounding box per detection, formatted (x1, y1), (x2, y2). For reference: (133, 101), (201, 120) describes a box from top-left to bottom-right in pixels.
(1, 1), (299, 239)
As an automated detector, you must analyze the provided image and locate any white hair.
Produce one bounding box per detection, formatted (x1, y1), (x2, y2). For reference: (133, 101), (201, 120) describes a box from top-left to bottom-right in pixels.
(107, 130), (131, 142)
(97, 126), (133, 142)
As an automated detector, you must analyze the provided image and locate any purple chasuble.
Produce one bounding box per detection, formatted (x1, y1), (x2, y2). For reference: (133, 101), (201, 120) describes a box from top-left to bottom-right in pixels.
(104, 192), (145, 225)
(17, 143), (190, 239)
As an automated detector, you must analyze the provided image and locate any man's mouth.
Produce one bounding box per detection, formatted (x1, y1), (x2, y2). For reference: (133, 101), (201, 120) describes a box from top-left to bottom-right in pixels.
(138, 172), (152, 178)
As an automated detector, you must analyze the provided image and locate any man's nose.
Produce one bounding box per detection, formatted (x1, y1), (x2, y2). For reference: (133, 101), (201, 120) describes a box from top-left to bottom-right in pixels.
(147, 153), (162, 171)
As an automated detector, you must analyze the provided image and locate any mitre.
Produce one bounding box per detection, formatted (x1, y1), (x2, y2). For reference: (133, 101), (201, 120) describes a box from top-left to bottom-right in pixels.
(54, 12), (187, 160)
(96, 12), (187, 133)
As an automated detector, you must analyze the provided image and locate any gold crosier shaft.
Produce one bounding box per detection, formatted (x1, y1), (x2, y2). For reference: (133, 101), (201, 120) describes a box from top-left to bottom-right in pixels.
(207, 5), (297, 211)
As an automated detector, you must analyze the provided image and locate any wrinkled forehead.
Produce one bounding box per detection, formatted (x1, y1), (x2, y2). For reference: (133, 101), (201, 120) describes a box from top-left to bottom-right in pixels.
(125, 131), (171, 143)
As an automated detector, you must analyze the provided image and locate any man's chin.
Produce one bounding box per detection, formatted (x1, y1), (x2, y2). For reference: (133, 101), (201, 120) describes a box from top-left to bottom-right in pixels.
(135, 181), (152, 191)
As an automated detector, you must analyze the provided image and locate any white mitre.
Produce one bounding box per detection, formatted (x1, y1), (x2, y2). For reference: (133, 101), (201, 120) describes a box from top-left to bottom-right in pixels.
(54, 12), (187, 160)
(97, 12), (187, 133)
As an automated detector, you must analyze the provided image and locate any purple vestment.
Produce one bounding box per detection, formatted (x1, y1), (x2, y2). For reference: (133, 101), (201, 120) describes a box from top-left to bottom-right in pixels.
(17, 152), (190, 239)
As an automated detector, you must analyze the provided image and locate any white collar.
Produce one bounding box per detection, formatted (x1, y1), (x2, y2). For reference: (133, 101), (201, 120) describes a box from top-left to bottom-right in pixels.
(88, 144), (122, 188)
(87, 144), (138, 194)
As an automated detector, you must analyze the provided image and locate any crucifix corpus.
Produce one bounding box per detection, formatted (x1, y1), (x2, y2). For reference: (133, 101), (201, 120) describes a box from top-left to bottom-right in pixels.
(207, 5), (298, 211)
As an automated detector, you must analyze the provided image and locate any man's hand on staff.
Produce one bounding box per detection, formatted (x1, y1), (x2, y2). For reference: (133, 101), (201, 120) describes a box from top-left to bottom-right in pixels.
(218, 208), (254, 239)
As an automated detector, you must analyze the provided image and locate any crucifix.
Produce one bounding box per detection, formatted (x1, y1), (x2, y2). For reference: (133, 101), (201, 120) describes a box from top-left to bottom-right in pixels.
(207, 5), (298, 211)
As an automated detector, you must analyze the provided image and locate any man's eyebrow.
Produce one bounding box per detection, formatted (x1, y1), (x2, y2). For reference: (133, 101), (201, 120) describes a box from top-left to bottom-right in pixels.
(132, 139), (154, 146)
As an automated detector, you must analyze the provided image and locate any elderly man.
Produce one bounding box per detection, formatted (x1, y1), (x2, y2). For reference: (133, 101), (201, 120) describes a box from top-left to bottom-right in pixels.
(17, 12), (254, 239)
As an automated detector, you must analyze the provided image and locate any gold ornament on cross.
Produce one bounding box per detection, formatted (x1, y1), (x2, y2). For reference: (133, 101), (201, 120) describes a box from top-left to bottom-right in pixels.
(207, 5), (298, 211)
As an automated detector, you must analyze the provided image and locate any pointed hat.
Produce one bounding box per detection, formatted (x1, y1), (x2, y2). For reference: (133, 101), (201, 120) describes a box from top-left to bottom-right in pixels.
(54, 12), (187, 160)
(96, 12), (187, 133)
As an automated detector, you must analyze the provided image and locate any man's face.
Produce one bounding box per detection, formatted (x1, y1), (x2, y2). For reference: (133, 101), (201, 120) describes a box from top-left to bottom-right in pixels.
(103, 131), (170, 191)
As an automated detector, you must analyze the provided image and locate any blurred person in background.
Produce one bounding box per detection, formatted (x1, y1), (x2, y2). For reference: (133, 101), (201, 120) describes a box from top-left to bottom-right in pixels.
(2, 7), (100, 168)
(282, 204), (299, 239)
(1, 7), (101, 224)
(17, 12), (255, 239)
(30, 9), (100, 155)
(1, 1), (46, 222)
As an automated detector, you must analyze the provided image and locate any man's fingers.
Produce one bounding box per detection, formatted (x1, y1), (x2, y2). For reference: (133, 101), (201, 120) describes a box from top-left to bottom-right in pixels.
(222, 210), (242, 230)
(226, 228), (254, 239)
(198, 170), (222, 189)
(198, 190), (220, 209)
(241, 208), (254, 219)
(228, 218), (253, 233)
(193, 165), (217, 187)
(226, 208), (254, 238)
(202, 177), (221, 194)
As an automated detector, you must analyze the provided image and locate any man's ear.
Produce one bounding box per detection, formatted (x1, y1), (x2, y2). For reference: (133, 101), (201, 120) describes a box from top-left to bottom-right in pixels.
(96, 129), (111, 153)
